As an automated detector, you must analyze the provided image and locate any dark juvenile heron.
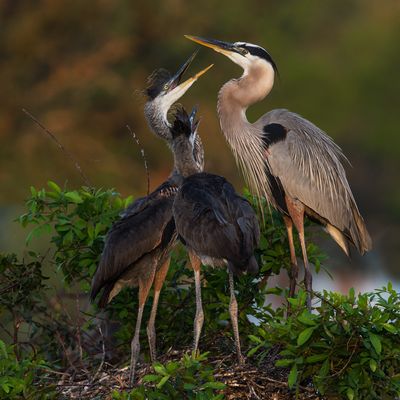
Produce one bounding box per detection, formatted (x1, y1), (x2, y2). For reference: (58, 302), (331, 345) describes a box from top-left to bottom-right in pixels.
(185, 35), (372, 309)
(90, 54), (211, 383)
(171, 108), (260, 363)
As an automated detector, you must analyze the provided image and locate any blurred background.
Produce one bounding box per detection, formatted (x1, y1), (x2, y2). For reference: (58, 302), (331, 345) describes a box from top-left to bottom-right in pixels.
(0, 0), (399, 292)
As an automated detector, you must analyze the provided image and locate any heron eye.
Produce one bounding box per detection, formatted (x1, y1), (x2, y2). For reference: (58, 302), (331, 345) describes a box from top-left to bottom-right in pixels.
(163, 83), (169, 90)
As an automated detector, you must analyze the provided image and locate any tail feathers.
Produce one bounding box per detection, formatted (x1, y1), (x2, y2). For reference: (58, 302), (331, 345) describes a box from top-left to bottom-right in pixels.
(352, 210), (372, 254)
(90, 280), (115, 309)
(325, 224), (350, 257)
(228, 255), (259, 276)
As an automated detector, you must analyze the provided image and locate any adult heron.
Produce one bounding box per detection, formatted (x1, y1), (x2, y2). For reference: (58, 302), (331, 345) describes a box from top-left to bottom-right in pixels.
(185, 35), (372, 309)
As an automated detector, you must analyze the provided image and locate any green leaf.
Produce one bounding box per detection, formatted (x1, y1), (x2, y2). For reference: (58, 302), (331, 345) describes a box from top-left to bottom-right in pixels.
(47, 181), (61, 194)
(156, 375), (170, 389)
(1, 383), (10, 393)
(65, 191), (83, 204)
(297, 327), (315, 346)
(0, 340), (8, 359)
(346, 387), (354, 400)
(368, 333), (382, 355)
(153, 364), (168, 376)
(297, 312), (317, 326)
(201, 382), (226, 390)
(142, 374), (160, 382)
(305, 354), (328, 363)
(248, 335), (263, 344)
(276, 358), (294, 367)
(382, 323), (396, 334)
(369, 358), (377, 372)
(288, 364), (298, 389)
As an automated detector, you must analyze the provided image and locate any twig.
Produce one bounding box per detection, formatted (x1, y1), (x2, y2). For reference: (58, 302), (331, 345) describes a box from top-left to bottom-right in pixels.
(126, 125), (150, 195)
(55, 330), (78, 372)
(75, 294), (83, 366)
(92, 326), (106, 383)
(22, 108), (92, 187)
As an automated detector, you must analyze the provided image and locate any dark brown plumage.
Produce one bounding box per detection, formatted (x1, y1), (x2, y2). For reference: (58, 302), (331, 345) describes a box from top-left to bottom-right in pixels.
(171, 107), (260, 363)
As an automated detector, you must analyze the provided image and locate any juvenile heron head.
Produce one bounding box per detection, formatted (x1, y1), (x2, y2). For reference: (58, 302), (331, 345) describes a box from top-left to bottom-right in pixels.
(144, 52), (213, 140)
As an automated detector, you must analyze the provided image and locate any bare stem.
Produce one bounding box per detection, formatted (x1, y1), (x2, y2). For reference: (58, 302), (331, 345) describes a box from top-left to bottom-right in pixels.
(126, 125), (150, 195)
(22, 108), (92, 187)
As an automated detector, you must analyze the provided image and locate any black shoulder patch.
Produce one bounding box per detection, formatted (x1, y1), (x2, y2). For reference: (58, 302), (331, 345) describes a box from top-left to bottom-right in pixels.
(262, 123), (287, 147)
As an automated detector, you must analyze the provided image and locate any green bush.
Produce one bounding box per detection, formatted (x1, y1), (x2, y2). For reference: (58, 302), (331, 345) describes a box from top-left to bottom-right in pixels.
(112, 352), (225, 400)
(0, 339), (55, 399)
(249, 286), (400, 399)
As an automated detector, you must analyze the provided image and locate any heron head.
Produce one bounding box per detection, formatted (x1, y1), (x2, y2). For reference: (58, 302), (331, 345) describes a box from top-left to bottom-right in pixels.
(145, 51), (213, 114)
(170, 106), (203, 173)
(185, 35), (278, 75)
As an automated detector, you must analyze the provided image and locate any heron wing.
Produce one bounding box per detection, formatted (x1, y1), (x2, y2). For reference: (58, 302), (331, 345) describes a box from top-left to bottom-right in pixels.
(90, 186), (176, 301)
(257, 109), (371, 253)
(173, 173), (259, 266)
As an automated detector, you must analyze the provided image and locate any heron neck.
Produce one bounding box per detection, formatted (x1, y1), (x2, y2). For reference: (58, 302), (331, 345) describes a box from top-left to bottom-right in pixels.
(144, 100), (172, 141)
(217, 70), (274, 210)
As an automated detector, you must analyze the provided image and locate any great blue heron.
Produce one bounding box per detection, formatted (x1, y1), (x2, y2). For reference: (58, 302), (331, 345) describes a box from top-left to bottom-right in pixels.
(90, 54), (211, 383)
(171, 108), (260, 363)
(185, 35), (372, 309)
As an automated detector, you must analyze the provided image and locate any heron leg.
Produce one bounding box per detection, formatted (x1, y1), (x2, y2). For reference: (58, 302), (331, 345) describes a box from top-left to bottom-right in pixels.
(129, 272), (155, 386)
(189, 251), (204, 354)
(146, 258), (170, 363)
(228, 270), (244, 364)
(285, 197), (312, 311)
(283, 215), (299, 299)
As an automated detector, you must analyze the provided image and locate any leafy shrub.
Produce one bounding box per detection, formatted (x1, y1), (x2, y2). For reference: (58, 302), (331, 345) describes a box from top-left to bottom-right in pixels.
(0, 339), (55, 399)
(249, 285), (400, 399)
(112, 352), (225, 400)
(18, 181), (131, 288)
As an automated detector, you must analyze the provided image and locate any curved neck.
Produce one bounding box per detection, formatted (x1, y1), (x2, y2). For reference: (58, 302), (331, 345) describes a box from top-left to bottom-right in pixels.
(144, 99), (172, 141)
(216, 62), (275, 209)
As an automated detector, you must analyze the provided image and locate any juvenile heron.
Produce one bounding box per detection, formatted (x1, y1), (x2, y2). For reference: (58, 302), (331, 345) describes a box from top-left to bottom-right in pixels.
(185, 35), (372, 309)
(171, 108), (260, 363)
(90, 54), (211, 383)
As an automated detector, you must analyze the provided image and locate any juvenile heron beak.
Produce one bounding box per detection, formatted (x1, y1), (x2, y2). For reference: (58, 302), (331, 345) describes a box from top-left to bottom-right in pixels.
(167, 51), (213, 93)
(185, 35), (241, 57)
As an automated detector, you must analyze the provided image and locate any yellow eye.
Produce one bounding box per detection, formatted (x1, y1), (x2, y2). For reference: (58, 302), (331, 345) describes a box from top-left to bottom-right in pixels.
(163, 83), (169, 90)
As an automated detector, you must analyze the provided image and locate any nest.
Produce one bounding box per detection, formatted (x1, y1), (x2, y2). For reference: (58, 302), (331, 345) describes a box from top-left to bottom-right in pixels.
(44, 337), (322, 399)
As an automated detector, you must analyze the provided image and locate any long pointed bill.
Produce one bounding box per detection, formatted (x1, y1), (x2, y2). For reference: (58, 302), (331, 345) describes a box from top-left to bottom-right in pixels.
(166, 63), (213, 104)
(169, 50), (199, 91)
(185, 35), (237, 57)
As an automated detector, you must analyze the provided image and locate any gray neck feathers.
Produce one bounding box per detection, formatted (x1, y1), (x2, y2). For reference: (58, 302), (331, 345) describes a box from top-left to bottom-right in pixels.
(144, 99), (172, 141)
(217, 76), (274, 212)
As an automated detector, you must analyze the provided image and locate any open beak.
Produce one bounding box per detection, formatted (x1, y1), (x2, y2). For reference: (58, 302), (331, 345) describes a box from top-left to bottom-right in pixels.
(166, 62), (213, 103)
(185, 35), (238, 57)
(168, 50), (213, 92)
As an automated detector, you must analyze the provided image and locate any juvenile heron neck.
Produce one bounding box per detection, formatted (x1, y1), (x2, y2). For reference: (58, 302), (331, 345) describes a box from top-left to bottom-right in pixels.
(144, 100), (171, 141)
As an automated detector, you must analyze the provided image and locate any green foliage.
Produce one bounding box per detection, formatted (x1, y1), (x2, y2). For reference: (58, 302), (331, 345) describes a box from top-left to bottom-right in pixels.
(112, 352), (225, 400)
(0, 252), (47, 316)
(249, 286), (400, 399)
(0, 339), (55, 399)
(18, 181), (132, 288)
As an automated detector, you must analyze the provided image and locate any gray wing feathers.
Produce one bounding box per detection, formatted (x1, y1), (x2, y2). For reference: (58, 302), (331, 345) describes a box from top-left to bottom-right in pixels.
(258, 109), (371, 253)
(91, 196), (174, 300)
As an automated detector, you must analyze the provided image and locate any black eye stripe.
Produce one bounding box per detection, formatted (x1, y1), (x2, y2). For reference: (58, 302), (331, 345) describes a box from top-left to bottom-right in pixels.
(237, 43), (278, 74)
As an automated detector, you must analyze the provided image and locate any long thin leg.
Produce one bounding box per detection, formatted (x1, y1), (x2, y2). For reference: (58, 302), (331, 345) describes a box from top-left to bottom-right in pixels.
(147, 258), (170, 363)
(298, 227), (312, 310)
(286, 197), (312, 311)
(283, 215), (299, 299)
(129, 272), (155, 385)
(189, 251), (204, 354)
(228, 270), (243, 364)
